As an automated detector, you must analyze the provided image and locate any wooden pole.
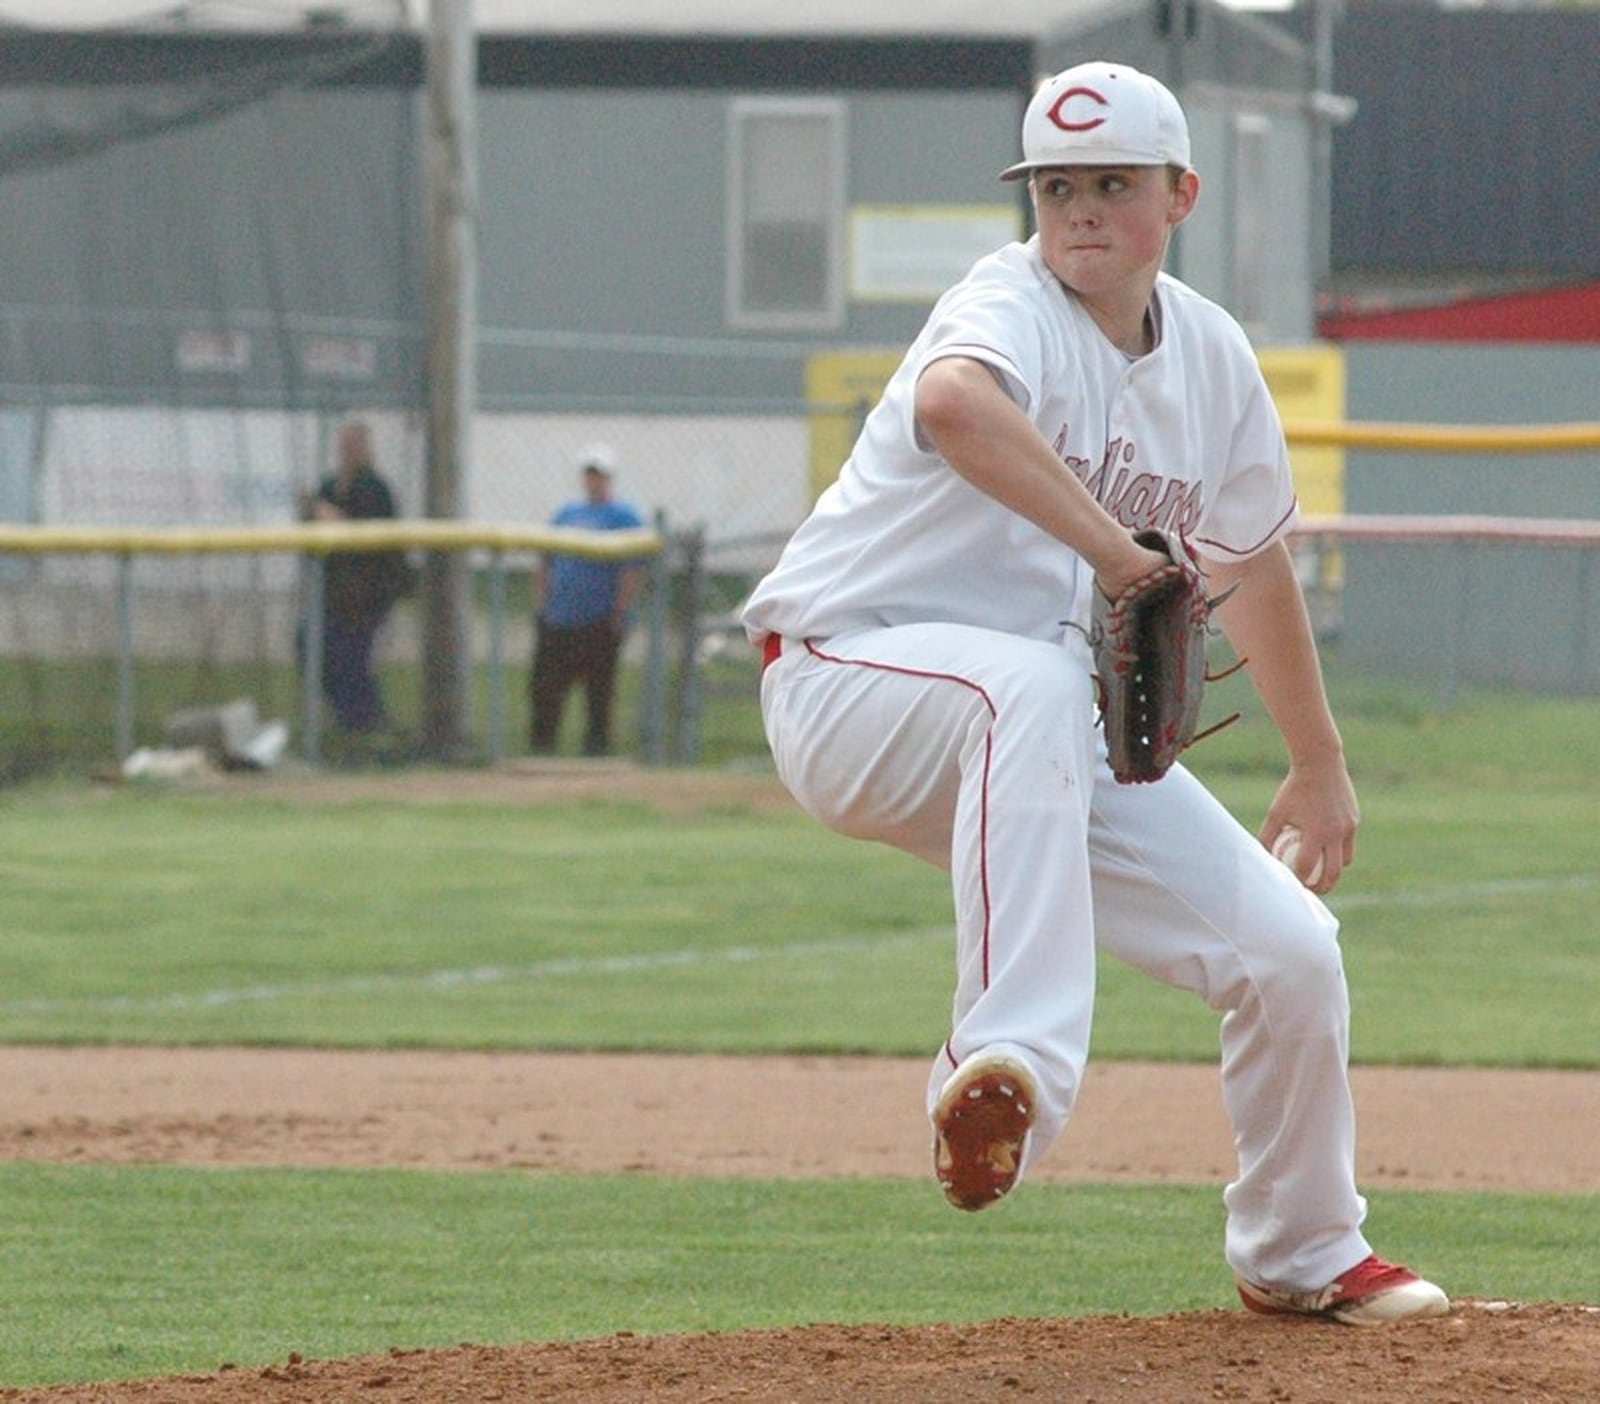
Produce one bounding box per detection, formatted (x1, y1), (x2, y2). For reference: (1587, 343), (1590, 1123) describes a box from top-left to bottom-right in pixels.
(420, 0), (477, 759)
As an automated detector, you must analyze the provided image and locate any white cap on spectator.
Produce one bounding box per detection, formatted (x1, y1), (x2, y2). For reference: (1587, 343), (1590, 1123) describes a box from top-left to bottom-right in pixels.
(579, 442), (618, 476)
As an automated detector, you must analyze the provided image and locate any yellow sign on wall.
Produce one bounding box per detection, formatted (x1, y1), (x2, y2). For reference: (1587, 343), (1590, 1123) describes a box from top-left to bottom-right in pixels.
(805, 350), (902, 501)
(1257, 345), (1347, 513)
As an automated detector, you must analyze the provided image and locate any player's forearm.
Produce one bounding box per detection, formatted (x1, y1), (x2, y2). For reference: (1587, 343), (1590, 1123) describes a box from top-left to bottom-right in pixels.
(915, 358), (1152, 592)
(1211, 542), (1345, 767)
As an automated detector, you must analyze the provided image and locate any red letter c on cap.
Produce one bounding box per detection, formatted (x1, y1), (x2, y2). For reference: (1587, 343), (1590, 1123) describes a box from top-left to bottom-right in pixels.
(1048, 85), (1109, 133)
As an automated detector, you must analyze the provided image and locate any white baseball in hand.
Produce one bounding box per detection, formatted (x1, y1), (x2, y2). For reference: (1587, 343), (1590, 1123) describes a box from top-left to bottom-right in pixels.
(1271, 827), (1325, 887)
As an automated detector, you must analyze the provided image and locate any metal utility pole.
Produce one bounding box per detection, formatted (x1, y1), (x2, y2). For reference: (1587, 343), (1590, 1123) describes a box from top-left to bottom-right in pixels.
(419, 0), (476, 759)
(1309, 0), (1356, 287)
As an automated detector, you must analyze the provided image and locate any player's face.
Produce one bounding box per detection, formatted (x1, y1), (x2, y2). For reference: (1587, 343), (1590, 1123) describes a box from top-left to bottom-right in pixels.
(1030, 166), (1196, 300)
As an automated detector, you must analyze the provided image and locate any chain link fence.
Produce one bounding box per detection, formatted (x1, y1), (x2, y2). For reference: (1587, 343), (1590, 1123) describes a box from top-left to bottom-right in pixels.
(0, 386), (854, 783)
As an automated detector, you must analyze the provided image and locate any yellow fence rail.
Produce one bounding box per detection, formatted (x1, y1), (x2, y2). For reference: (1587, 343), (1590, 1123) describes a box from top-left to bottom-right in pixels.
(1284, 420), (1600, 453)
(0, 521), (662, 559)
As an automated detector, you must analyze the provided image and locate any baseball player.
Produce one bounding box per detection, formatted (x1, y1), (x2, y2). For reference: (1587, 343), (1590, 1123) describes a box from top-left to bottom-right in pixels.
(743, 62), (1448, 1326)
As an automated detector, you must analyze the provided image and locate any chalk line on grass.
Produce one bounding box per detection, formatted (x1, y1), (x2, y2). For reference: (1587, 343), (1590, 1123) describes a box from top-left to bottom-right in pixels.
(4, 872), (1596, 1019)
(0, 932), (942, 1017)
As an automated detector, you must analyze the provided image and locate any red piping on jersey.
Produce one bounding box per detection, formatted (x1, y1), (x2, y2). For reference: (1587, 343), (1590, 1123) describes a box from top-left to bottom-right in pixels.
(800, 639), (1000, 989)
(1191, 496), (1299, 560)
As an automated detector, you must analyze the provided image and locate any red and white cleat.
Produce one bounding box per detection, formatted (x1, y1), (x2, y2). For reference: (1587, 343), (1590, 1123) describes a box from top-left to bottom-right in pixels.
(932, 1053), (1038, 1212)
(1237, 1254), (1450, 1326)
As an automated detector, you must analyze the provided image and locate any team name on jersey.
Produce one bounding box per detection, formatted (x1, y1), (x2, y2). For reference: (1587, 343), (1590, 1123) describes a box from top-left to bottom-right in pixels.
(1056, 428), (1205, 535)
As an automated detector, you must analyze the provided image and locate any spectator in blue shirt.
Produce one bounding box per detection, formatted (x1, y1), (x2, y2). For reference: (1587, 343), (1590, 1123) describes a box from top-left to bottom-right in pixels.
(529, 444), (647, 756)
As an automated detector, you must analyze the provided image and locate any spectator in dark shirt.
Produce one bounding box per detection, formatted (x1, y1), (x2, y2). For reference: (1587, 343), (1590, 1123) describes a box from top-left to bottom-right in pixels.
(299, 420), (408, 736)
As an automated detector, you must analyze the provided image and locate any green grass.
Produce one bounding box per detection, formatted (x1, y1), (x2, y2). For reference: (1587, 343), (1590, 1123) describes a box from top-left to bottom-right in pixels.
(1, 657), (1598, 1387)
(0, 790), (954, 1050)
(1, 1164), (1592, 1388)
(0, 780), (1595, 1064)
(2, 685), (1597, 1064)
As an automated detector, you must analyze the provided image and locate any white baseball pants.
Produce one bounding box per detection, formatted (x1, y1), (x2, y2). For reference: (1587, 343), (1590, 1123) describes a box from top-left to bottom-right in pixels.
(759, 622), (1372, 1291)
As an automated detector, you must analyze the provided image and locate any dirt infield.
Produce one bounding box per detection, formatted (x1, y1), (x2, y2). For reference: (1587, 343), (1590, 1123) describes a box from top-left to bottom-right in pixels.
(5, 1046), (1599, 1194)
(6, 1304), (1597, 1403)
(3, 1045), (1598, 1402)
(4, 765), (1597, 1400)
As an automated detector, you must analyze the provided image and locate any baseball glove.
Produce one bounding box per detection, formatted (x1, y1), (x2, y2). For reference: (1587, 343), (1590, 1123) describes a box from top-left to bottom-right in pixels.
(1090, 529), (1237, 784)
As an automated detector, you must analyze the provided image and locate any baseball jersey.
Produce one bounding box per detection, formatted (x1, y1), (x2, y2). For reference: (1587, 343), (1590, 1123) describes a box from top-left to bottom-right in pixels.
(743, 237), (1296, 645)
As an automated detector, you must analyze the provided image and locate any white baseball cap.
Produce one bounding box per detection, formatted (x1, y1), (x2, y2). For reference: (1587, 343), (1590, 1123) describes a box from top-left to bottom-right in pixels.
(578, 441), (618, 475)
(1000, 62), (1190, 181)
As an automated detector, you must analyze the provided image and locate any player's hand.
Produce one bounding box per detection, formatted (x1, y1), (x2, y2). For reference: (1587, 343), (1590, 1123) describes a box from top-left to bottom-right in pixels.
(1093, 536), (1172, 601)
(1261, 752), (1359, 894)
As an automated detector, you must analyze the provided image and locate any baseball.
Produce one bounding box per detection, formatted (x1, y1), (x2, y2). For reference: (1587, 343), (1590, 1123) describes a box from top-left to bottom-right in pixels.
(1271, 827), (1325, 887)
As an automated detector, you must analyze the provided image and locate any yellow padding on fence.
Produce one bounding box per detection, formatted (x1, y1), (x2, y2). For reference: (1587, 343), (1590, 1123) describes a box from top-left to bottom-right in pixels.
(0, 521), (662, 558)
(1285, 420), (1600, 452)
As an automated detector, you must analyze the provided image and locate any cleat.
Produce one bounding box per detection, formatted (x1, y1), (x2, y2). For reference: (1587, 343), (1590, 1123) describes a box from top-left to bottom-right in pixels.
(932, 1054), (1038, 1211)
(1237, 1254), (1450, 1326)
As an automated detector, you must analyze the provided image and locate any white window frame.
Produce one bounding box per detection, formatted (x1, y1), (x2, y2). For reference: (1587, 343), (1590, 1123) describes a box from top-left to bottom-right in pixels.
(1230, 111), (1273, 338)
(725, 97), (847, 332)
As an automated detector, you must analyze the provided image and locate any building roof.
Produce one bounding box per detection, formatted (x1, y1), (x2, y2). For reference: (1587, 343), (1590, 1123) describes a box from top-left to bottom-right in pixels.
(3, 0), (1119, 36)
(1320, 281), (1600, 345)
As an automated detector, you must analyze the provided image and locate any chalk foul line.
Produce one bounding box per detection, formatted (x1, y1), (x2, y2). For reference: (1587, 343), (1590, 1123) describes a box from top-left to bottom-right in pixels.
(5, 873), (1596, 1018)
